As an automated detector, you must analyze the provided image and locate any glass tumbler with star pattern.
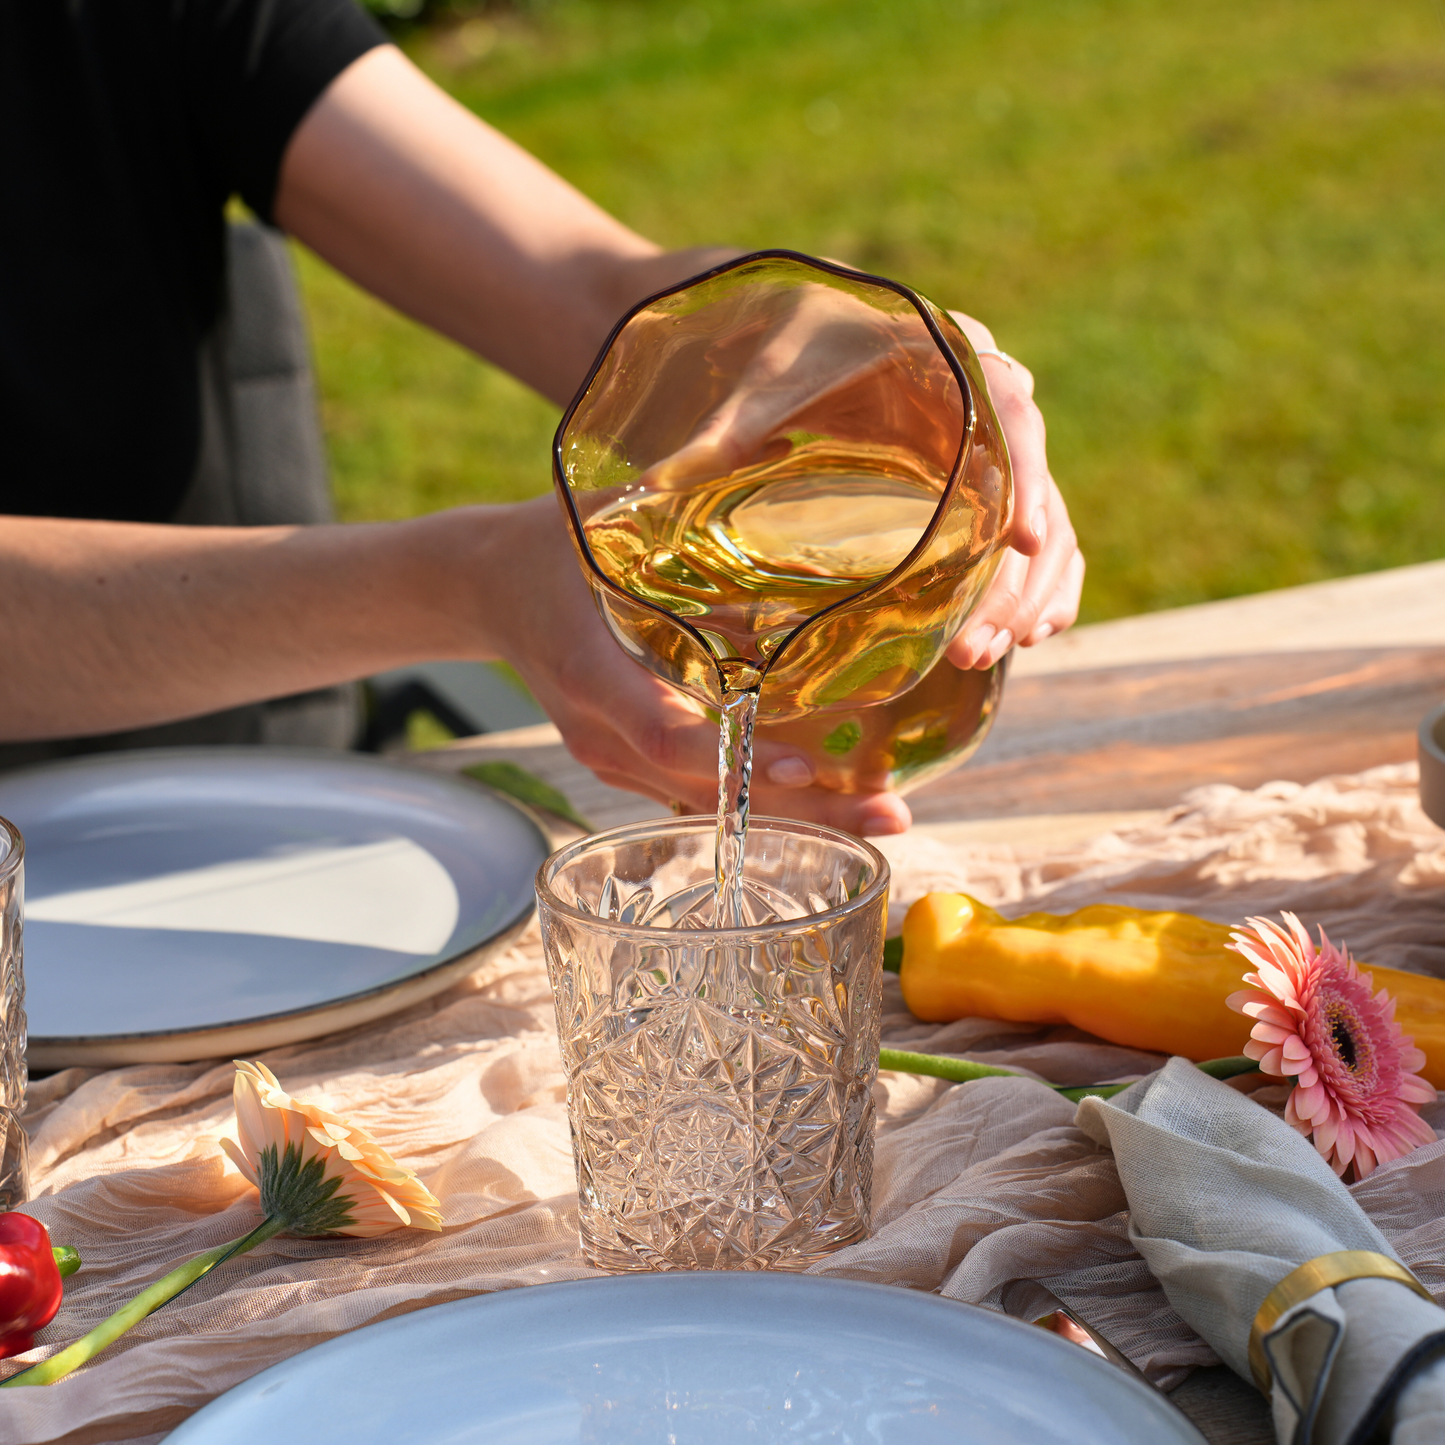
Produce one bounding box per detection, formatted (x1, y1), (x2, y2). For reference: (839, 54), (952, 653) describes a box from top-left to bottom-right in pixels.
(536, 815), (888, 1271)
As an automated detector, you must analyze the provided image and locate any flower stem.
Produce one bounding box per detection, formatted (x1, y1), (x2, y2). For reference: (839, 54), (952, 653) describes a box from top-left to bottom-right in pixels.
(878, 1048), (1021, 1084)
(879, 1047), (1259, 1105)
(2, 1215), (285, 1388)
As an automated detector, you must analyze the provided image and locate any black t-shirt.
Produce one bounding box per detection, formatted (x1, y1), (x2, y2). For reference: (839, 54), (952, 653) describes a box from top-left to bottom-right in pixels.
(0, 0), (384, 522)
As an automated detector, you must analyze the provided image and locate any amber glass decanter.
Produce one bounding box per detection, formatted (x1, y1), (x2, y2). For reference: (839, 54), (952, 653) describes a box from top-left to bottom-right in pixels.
(554, 251), (1011, 795)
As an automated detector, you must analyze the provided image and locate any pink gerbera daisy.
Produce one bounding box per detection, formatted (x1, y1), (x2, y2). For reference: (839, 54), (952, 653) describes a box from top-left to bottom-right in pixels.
(1226, 913), (1437, 1181)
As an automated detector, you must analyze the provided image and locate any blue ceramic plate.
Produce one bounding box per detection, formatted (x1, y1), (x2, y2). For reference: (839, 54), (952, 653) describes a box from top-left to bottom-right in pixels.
(166, 1274), (1205, 1445)
(0, 748), (548, 1067)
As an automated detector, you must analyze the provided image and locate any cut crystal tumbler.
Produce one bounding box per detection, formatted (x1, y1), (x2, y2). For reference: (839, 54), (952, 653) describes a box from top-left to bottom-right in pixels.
(0, 817), (27, 1209)
(536, 817), (888, 1271)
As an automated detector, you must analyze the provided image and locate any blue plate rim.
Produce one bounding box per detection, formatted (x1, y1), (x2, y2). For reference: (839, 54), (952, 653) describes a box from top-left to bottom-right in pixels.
(0, 746), (549, 1046)
(166, 1271), (1206, 1445)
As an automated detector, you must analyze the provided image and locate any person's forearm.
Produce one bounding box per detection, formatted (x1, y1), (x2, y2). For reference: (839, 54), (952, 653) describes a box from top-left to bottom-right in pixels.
(275, 46), (736, 405)
(0, 511), (498, 742)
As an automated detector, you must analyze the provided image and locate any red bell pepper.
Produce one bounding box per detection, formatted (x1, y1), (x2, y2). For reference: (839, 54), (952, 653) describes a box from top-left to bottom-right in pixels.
(0, 1214), (65, 1359)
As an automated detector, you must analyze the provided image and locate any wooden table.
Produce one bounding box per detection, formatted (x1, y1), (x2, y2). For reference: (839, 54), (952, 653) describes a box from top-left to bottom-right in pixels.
(410, 559), (1445, 1445)
(414, 558), (1445, 848)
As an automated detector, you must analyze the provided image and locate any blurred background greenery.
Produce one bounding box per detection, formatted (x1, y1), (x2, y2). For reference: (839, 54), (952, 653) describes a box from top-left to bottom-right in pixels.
(302, 0), (1445, 622)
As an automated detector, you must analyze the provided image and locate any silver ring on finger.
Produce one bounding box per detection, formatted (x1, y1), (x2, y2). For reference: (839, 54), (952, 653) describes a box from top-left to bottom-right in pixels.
(974, 347), (1017, 369)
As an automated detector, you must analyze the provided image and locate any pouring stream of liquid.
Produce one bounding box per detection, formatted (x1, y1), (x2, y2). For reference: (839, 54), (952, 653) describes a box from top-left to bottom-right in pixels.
(714, 685), (760, 928)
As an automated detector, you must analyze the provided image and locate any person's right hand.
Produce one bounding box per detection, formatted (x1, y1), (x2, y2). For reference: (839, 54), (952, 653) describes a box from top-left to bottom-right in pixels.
(630, 286), (1084, 675)
(473, 497), (914, 834)
(943, 320), (1084, 669)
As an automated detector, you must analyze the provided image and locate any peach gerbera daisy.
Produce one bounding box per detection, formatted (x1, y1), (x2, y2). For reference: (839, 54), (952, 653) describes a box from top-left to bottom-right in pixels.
(220, 1061), (442, 1237)
(4, 1062), (444, 1389)
(1226, 914), (1437, 1180)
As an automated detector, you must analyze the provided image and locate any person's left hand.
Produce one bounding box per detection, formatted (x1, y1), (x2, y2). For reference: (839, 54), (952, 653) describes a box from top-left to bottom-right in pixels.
(472, 497), (915, 834)
(943, 313), (1084, 669)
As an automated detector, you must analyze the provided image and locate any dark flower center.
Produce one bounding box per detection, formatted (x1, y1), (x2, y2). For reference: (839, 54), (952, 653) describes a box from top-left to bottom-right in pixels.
(1321, 994), (1374, 1083)
(1331, 1016), (1358, 1071)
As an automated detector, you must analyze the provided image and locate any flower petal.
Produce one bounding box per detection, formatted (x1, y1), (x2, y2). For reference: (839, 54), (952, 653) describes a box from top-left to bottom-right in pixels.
(1314, 1112), (1340, 1150)
(1244, 1001), (1298, 1028)
(219, 1135), (259, 1187)
(1291, 1081), (1328, 1122)
(1254, 963), (1299, 1003)
(1333, 1119), (1356, 1168)
(1250, 1023), (1295, 1046)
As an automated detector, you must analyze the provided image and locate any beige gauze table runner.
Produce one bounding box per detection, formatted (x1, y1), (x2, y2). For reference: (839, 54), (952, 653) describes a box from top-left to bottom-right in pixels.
(4, 762), (1445, 1445)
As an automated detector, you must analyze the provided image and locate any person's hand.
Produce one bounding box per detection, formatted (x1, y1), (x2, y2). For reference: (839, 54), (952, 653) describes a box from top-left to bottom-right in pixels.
(490, 292), (1079, 836)
(476, 498), (914, 834)
(944, 312), (1084, 670)
(634, 287), (1083, 673)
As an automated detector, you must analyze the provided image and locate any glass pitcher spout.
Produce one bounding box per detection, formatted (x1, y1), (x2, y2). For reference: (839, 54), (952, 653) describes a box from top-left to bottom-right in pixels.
(553, 250), (1012, 724)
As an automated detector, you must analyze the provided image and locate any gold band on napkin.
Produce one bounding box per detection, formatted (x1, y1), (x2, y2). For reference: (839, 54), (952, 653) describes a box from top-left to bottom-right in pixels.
(1249, 1251), (1434, 1391)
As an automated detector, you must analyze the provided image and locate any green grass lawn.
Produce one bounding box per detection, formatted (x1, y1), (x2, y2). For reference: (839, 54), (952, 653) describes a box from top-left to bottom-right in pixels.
(299, 0), (1445, 621)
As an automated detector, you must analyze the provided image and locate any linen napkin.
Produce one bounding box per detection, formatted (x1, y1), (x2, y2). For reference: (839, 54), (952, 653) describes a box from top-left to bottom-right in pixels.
(1076, 1058), (1445, 1445)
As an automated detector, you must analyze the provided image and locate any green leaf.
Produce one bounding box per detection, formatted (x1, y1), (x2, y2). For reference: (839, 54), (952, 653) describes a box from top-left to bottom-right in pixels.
(463, 760), (594, 832)
(1195, 1055), (1261, 1081)
(813, 633), (936, 707)
(822, 720), (863, 756)
(653, 552), (714, 592)
(882, 935), (904, 973)
(561, 436), (642, 491)
(890, 724), (952, 775)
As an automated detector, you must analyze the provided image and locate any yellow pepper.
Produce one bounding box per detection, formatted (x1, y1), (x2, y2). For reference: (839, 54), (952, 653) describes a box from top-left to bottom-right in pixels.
(900, 893), (1445, 1087)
